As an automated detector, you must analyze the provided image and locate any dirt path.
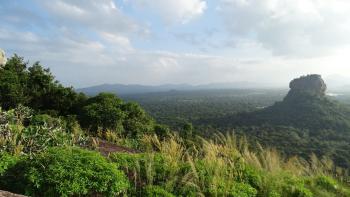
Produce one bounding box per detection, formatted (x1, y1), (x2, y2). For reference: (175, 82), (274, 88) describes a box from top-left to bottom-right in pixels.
(94, 138), (138, 156)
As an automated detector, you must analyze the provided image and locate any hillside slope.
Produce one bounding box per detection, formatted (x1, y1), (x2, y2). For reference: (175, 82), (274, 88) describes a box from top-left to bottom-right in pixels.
(201, 75), (350, 168)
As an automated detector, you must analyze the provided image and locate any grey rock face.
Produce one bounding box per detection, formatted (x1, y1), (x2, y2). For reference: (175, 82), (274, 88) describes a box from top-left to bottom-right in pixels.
(0, 49), (7, 66)
(0, 190), (27, 197)
(288, 74), (327, 96)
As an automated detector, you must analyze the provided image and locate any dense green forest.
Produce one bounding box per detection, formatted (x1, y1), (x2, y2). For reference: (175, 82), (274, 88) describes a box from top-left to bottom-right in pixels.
(122, 89), (287, 128)
(1, 55), (350, 196)
(124, 80), (350, 169)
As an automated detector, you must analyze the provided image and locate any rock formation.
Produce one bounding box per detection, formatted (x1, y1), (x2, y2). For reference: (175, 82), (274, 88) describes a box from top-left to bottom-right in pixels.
(0, 49), (7, 66)
(286, 74), (326, 99)
(0, 190), (27, 197)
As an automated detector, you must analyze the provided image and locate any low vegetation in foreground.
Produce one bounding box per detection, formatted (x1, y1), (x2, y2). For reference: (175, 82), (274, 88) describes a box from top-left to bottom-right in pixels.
(0, 55), (349, 196)
(0, 105), (349, 196)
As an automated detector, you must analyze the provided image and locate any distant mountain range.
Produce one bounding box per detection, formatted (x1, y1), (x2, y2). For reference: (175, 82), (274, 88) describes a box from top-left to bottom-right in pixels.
(77, 75), (350, 96)
(77, 82), (273, 96)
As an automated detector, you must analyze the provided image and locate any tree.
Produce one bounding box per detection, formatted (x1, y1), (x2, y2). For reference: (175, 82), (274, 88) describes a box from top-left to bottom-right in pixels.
(80, 93), (125, 132)
(0, 55), (28, 109)
(154, 124), (170, 139)
(79, 93), (155, 137)
(121, 102), (154, 137)
(0, 55), (86, 115)
(181, 122), (193, 139)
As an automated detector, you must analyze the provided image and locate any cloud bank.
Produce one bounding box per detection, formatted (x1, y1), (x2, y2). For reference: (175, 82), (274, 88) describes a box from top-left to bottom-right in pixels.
(1, 0), (350, 87)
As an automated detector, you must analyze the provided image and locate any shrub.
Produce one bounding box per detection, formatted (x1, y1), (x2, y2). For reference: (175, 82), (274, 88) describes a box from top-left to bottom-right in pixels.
(143, 185), (175, 197)
(1, 147), (129, 196)
(154, 124), (170, 139)
(30, 114), (61, 127)
(315, 175), (338, 192)
(266, 174), (312, 197)
(1, 106), (90, 156)
(238, 165), (263, 190)
(224, 182), (257, 197)
(19, 124), (73, 155)
(0, 153), (19, 175)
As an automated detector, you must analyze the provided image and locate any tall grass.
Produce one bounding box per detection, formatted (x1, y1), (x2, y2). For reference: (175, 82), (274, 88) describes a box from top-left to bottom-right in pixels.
(111, 132), (350, 196)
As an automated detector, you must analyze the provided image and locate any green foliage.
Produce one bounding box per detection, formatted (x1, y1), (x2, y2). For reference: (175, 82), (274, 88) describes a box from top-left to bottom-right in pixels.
(110, 152), (171, 187)
(217, 182), (257, 197)
(0, 54), (86, 115)
(0, 55), (28, 109)
(126, 89), (350, 169)
(0, 147), (129, 196)
(0, 106), (87, 156)
(143, 185), (175, 197)
(80, 93), (125, 131)
(180, 122), (193, 139)
(314, 175), (338, 192)
(154, 124), (171, 139)
(30, 114), (62, 127)
(279, 175), (312, 197)
(121, 102), (154, 138)
(123, 89), (283, 129)
(1, 54), (350, 197)
(80, 93), (154, 138)
(112, 134), (350, 197)
(0, 153), (19, 176)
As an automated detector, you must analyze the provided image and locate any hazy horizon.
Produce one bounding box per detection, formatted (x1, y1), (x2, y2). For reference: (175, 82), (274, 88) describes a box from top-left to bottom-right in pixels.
(2, 0), (350, 88)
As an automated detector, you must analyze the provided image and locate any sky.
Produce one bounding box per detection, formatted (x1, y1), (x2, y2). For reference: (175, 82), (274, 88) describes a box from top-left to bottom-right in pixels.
(1, 0), (350, 88)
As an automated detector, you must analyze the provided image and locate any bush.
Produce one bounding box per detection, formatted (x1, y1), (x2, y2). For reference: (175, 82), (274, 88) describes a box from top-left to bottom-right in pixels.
(315, 175), (338, 192)
(239, 165), (263, 190)
(30, 114), (62, 127)
(0, 106), (80, 155)
(1, 147), (129, 196)
(0, 153), (19, 175)
(269, 174), (312, 197)
(224, 182), (257, 197)
(143, 185), (175, 197)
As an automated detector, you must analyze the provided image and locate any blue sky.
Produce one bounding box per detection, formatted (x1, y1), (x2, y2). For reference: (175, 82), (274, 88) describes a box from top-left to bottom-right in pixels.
(1, 0), (350, 88)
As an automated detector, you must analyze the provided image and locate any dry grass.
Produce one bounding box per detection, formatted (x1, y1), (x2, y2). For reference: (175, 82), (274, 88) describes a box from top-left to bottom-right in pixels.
(134, 132), (350, 195)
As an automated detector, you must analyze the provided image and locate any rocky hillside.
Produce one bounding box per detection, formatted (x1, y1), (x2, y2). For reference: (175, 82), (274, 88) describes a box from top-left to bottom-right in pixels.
(202, 75), (350, 168)
(234, 74), (350, 131)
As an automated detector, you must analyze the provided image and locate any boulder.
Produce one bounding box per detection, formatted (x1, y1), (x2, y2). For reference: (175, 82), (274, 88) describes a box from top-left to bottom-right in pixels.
(0, 190), (26, 197)
(0, 49), (7, 66)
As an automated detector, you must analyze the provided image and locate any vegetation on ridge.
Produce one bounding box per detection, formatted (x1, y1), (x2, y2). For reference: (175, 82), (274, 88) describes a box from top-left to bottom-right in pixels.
(0, 54), (349, 196)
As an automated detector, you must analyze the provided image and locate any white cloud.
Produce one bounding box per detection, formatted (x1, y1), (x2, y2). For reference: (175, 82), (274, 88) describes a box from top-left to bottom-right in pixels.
(99, 32), (134, 52)
(218, 0), (350, 56)
(129, 0), (207, 24)
(37, 0), (147, 36)
(3, 0), (350, 88)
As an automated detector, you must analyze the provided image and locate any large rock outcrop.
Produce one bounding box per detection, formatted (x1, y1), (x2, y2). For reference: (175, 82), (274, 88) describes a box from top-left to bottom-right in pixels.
(230, 74), (347, 130)
(220, 74), (350, 169)
(286, 74), (326, 99)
